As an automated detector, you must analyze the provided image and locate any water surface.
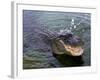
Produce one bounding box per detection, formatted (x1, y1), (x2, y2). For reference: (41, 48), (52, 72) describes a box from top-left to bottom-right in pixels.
(23, 10), (91, 69)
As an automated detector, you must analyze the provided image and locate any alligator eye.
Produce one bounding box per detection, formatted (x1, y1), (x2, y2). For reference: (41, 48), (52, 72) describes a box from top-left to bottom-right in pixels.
(66, 33), (73, 38)
(64, 38), (66, 40)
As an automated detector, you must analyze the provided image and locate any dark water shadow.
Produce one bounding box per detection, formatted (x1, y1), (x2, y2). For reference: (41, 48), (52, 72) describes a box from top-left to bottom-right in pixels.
(53, 53), (84, 67)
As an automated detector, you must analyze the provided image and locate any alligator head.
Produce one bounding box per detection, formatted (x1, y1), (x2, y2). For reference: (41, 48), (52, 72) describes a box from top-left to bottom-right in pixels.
(51, 32), (84, 56)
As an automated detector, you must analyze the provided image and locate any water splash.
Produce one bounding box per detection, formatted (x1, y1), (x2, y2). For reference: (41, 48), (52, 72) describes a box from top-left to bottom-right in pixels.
(58, 27), (72, 36)
(71, 18), (75, 26)
(58, 18), (76, 35)
(70, 18), (87, 33)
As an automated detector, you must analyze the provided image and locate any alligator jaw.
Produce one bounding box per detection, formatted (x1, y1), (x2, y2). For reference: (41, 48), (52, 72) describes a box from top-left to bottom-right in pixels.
(59, 40), (84, 56)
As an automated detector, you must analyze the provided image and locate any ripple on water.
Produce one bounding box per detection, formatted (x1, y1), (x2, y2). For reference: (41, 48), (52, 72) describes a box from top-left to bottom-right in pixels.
(23, 10), (91, 69)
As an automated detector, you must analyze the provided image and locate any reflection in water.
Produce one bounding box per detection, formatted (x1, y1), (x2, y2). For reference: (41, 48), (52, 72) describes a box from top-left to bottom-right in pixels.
(53, 53), (84, 67)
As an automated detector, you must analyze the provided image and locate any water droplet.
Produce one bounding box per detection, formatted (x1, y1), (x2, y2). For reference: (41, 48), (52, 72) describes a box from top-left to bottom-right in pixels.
(82, 29), (85, 32)
(71, 18), (75, 26)
(60, 30), (64, 34)
(74, 25), (76, 29)
(70, 27), (72, 30)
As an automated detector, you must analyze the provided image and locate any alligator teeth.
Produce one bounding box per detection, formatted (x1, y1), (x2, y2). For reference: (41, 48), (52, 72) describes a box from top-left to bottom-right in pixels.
(65, 46), (84, 56)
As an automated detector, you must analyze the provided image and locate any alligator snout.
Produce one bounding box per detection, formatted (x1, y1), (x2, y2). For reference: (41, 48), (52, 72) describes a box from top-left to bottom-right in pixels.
(52, 32), (84, 56)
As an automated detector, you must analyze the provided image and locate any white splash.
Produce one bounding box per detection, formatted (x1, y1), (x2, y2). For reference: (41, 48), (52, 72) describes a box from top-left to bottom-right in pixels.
(71, 18), (77, 29)
(73, 25), (76, 29)
(71, 18), (75, 26)
(59, 30), (64, 34)
(59, 28), (72, 35)
(69, 27), (72, 30)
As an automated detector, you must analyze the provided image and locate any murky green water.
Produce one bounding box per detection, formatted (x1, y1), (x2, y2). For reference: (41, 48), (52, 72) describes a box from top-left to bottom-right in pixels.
(23, 10), (91, 69)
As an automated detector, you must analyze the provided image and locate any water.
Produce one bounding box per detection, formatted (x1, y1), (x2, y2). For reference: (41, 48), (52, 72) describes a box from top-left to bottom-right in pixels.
(23, 10), (91, 69)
